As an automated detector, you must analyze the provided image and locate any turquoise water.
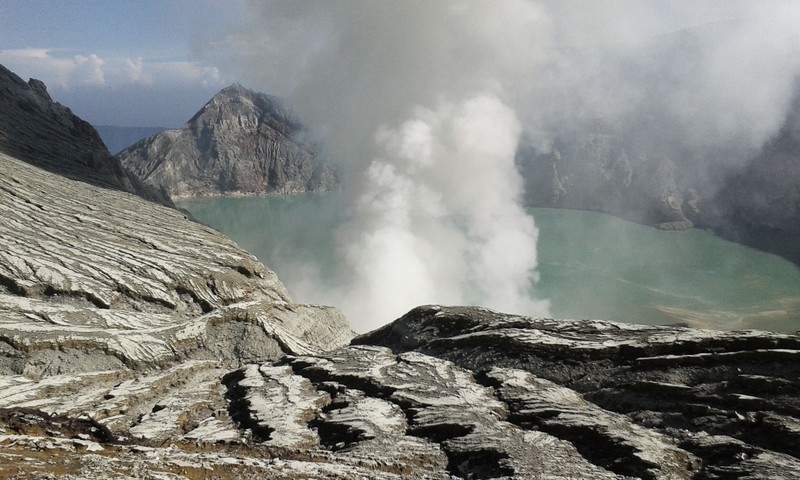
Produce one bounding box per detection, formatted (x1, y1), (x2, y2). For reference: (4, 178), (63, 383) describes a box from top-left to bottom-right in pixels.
(178, 195), (800, 333)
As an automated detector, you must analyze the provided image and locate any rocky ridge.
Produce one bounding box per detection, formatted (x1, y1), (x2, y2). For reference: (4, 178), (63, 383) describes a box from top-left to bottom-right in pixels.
(0, 65), (171, 207)
(118, 83), (337, 198)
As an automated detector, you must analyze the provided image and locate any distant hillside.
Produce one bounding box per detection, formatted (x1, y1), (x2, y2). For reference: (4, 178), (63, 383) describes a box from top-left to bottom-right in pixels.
(94, 125), (168, 154)
(118, 83), (337, 197)
(516, 91), (800, 266)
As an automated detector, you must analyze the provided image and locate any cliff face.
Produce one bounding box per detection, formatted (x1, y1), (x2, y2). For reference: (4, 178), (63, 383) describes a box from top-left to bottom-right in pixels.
(118, 84), (337, 197)
(0, 65), (172, 206)
(517, 121), (697, 231)
(708, 94), (800, 264)
(517, 95), (800, 264)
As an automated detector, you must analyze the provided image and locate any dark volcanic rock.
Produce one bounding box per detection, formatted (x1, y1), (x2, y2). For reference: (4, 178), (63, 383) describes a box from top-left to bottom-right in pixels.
(356, 305), (800, 479)
(118, 83), (337, 197)
(0, 64), (171, 206)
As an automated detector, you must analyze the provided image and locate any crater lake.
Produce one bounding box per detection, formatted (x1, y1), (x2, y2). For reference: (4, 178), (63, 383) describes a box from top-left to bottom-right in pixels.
(178, 194), (800, 333)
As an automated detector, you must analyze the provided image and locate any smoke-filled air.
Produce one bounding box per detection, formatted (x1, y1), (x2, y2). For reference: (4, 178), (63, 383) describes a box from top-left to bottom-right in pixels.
(198, 0), (800, 331)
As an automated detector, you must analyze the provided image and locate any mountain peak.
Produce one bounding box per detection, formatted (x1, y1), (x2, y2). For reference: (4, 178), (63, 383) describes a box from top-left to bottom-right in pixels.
(118, 83), (337, 197)
(219, 81), (248, 94)
(213, 82), (262, 102)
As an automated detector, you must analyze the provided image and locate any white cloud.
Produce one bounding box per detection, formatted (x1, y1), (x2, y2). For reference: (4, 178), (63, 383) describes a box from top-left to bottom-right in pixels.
(0, 48), (227, 93)
(148, 60), (226, 86)
(122, 57), (153, 86)
(0, 48), (106, 88)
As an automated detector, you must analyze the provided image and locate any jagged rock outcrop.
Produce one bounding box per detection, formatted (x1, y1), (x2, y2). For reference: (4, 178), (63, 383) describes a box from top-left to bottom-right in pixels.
(0, 64), (172, 206)
(356, 305), (800, 479)
(118, 83), (337, 197)
(5, 304), (798, 478)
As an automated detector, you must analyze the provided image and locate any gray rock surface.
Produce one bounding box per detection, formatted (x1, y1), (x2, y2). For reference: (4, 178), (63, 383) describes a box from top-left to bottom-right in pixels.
(6, 304), (798, 478)
(516, 122), (698, 230)
(118, 83), (337, 197)
(0, 150), (353, 372)
(516, 92), (800, 264)
(356, 305), (800, 478)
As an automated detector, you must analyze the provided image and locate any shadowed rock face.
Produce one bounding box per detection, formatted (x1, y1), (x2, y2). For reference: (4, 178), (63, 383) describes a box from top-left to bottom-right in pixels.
(118, 83), (337, 197)
(516, 93), (800, 264)
(0, 65), (172, 206)
(709, 93), (800, 265)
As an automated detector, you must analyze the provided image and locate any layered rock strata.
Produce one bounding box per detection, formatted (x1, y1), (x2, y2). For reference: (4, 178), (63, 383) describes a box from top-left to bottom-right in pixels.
(357, 306), (800, 479)
(5, 303), (799, 478)
(118, 83), (337, 197)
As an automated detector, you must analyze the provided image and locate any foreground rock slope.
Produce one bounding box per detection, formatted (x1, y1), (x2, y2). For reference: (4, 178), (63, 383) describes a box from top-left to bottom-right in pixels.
(118, 83), (337, 197)
(358, 306), (800, 479)
(3, 301), (799, 478)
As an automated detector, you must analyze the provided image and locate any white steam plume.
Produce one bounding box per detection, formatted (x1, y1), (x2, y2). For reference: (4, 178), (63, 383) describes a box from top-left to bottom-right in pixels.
(202, 0), (552, 330)
(336, 95), (549, 330)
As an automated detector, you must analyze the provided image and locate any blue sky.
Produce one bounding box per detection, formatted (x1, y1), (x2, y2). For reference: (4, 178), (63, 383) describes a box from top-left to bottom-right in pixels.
(0, 0), (246, 127)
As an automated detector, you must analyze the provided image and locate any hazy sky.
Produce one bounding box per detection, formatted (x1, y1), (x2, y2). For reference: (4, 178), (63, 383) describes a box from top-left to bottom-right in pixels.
(0, 0), (244, 126)
(4, 1), (796, 129)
